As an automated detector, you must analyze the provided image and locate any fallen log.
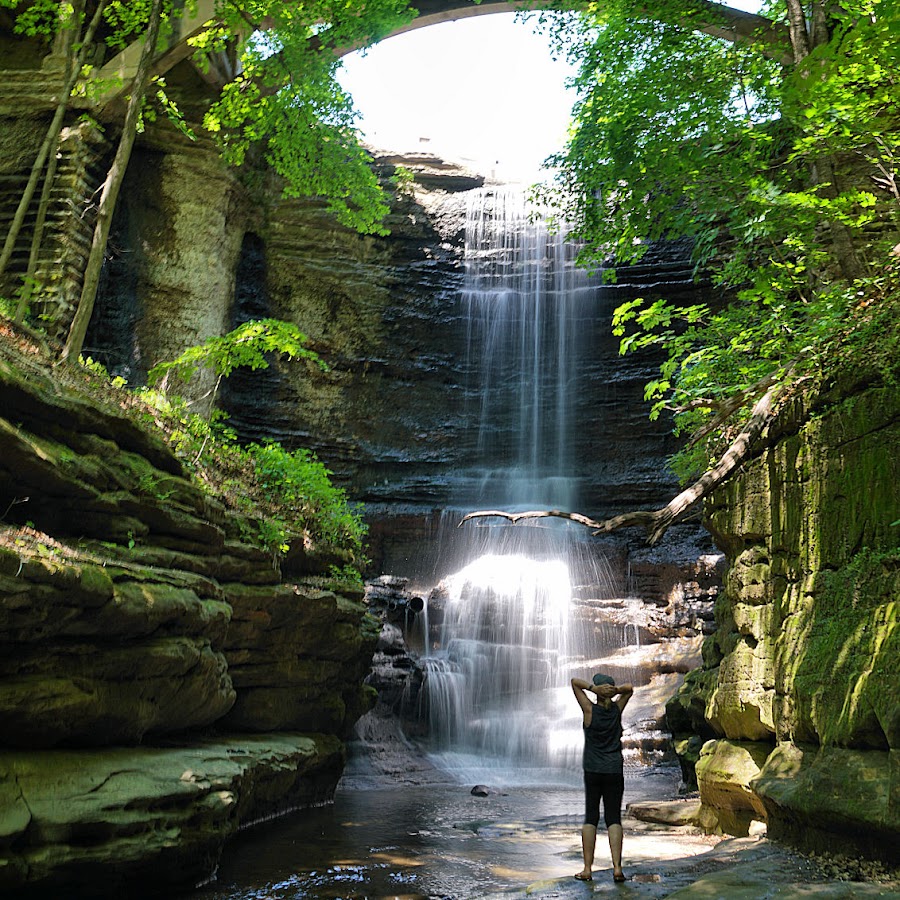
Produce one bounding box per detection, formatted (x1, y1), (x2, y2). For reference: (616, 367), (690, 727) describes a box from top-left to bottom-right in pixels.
(460, 380), (781, 545)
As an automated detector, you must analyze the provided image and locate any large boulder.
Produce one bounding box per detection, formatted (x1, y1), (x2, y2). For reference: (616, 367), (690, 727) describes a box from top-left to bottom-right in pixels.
(695, 739), (770, 836)
(752, 742), (897, 864)
(0, 734), (344, 896)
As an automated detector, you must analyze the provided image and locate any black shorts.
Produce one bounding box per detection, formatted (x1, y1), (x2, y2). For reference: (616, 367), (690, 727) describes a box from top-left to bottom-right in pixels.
(583, 770), (625, 828)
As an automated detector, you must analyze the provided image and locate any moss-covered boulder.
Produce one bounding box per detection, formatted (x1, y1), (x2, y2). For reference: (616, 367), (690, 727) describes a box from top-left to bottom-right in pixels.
(752, 742), (897, 864)
(695, 738), (770, 836)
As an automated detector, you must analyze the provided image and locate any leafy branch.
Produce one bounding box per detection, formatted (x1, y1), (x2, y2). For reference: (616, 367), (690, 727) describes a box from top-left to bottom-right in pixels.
(148, 317), (325, 464)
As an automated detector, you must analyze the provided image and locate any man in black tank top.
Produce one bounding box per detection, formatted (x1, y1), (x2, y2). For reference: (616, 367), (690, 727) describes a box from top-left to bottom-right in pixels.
(571, 672), (634, 883)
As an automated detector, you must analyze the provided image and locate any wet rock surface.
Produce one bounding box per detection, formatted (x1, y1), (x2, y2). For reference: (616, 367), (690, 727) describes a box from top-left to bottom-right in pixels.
(0, 735), (344, 898)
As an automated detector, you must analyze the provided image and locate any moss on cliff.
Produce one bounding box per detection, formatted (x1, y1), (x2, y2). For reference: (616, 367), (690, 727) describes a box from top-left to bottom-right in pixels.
(789, 549), (899, 749)
(671, 374), (899, 860)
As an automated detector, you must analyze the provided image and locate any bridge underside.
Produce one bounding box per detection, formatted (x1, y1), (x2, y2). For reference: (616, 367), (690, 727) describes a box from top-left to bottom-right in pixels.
(91, 0), (788, 112)
(93, 1), (533, 109)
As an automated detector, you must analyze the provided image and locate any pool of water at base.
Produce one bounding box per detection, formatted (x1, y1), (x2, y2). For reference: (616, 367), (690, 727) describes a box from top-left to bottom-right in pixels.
(186, 767), (680, 900)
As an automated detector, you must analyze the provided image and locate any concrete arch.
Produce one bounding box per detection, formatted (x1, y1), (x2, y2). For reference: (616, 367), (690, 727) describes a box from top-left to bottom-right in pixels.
(362, 0), (536, 45)
(94, 0), (788, 109)
(355, 0), (786, 60)
(95, 0), (535, 104)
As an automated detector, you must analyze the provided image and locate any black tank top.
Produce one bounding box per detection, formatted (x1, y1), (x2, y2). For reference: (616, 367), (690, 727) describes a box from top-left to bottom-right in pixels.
(583, 701), (624, 774)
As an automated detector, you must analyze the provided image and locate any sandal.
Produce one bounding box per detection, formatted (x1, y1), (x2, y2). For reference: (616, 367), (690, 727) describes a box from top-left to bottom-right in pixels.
(574, 872), (593, 882)
(613, 871), (626, 883)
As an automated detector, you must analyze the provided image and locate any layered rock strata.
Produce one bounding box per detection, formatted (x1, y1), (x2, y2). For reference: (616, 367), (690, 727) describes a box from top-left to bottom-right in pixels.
(79, 119), (709, 579)
(0, 326), (378, 895)
(668, 377), (899, 862)
(1, 735), (344, 896)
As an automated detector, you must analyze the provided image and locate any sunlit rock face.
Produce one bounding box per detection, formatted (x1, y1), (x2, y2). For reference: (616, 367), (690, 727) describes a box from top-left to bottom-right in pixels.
(86, 143), (712, 578)
(671, 378), (900, 862)
(0, 735), (344, 896)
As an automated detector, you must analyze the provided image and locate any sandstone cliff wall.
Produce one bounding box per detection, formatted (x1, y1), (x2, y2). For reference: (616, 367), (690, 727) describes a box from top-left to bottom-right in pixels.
(668, 376), (899, 862)
(0, 326), (378, 895)
(80, 124), (706, 580)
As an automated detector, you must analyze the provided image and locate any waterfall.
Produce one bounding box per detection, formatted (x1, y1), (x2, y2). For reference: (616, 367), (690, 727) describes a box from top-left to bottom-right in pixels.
(420, 187), (630, 784)
(461, 187), (596, 511)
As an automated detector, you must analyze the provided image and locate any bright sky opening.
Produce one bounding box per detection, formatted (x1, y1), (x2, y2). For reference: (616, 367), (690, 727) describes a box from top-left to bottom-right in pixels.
(338, 3), (766, 184)
(338, 13), (577, 183)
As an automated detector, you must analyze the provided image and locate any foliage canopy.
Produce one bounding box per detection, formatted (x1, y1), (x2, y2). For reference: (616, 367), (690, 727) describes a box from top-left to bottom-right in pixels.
(537, 0), (900, 477)
(0, 0), (415, 235)
(200, 0), (415, 234)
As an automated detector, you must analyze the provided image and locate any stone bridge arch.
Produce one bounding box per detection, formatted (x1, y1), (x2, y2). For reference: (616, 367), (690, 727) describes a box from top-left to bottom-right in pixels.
(94, 0), (787, 108)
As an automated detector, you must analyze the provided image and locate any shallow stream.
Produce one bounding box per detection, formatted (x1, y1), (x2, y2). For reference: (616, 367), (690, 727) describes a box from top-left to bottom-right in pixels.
(189, 766), (682, 900)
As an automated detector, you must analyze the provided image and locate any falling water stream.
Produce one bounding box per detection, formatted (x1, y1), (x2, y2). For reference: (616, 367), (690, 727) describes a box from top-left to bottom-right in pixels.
(419, 187), (628, 784)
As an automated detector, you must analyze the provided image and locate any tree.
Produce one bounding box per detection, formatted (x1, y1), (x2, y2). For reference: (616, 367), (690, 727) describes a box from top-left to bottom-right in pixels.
(1, 0), (414, 358)
(0, 0), (108, 293)
(199, 0), (414, 235)
(471, 0), (900, 543)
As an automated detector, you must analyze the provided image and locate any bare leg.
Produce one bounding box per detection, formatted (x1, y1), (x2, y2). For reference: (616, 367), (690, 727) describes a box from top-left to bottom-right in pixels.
(577, 823), (597, 879)
(608, 823), (624, 877)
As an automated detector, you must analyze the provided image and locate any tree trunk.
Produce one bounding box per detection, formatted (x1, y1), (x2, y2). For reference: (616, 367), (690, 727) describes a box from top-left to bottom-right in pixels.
(783, 0), (862, 280)
(0, 0), (105, 282)
(784, 0), (811, 63)
(14, 133), (63, 323)
(461, 381), (782, 545)
(60, 0), (164, 364)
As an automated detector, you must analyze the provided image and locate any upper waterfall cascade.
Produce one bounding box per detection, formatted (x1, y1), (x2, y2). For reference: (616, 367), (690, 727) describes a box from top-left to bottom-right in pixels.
(461, 187), (598, 512)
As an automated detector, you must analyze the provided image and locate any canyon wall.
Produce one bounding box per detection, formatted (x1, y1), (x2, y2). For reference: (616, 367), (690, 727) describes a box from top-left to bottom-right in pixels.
(0, 326), (378, 895)
(668, 374), (899, 862)
(77, 105), (713, 585)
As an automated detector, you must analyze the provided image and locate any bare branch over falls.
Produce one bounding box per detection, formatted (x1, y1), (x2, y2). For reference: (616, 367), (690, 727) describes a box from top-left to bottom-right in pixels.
(459, 381), (781, 545)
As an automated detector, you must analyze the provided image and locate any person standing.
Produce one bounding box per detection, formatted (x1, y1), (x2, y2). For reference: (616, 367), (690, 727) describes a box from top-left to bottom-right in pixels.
(571, 673), (634, 883)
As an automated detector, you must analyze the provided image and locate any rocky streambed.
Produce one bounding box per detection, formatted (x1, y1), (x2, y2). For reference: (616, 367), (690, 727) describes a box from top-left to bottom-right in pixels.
(183, 774), (900, 900)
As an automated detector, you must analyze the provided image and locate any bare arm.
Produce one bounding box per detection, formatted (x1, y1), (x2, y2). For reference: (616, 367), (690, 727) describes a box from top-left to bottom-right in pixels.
(571, 678), (596, 718)
(614, 684), (634, 713)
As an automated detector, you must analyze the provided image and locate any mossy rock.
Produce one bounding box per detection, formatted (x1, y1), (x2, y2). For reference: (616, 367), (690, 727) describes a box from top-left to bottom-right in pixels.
(667, 666), (720, 737)
(752, 742), (898, 863)
(695, 738), (771, 836)
(781, 550), (899, 749)
(0, 734), (344, 894)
